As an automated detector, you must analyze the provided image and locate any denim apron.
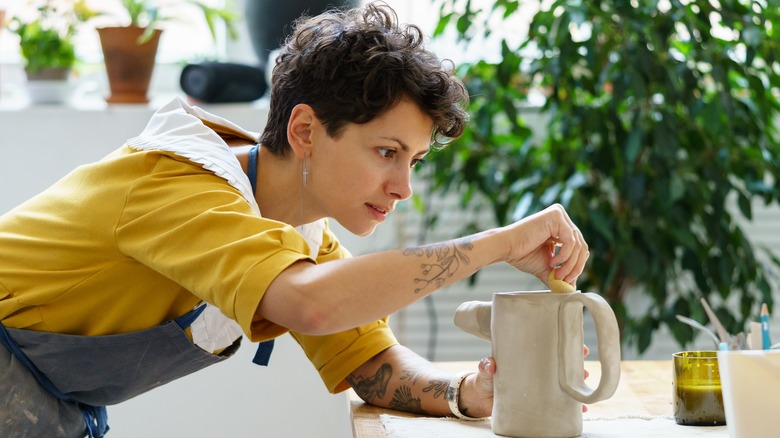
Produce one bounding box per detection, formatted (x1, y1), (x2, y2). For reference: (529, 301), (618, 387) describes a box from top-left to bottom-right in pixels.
(0, 304), (240, 438)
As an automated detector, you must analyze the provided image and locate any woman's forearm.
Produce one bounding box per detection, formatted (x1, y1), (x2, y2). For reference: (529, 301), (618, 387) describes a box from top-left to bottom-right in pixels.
(258, 203), (588, 335)
(260, 228), (505, 335)
(347, 345), (456, 417)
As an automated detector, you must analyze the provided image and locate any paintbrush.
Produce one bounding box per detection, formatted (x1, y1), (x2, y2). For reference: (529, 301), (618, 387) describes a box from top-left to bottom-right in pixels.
(700, 297), (731, 344)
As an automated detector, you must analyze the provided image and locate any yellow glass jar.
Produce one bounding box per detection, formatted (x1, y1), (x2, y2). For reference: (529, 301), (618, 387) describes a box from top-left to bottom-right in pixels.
(673, 351), (726, 425)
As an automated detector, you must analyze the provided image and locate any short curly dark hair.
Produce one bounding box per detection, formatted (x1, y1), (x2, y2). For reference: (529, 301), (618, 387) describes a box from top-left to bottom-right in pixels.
(259, 1), (469, 156)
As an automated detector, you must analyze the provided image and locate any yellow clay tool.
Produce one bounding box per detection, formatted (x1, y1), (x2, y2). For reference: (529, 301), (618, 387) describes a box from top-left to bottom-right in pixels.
(548, 269), (575, 293)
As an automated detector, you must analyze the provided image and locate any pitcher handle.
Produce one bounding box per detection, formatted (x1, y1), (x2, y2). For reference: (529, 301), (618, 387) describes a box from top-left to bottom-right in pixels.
(557, 292), (621, 403)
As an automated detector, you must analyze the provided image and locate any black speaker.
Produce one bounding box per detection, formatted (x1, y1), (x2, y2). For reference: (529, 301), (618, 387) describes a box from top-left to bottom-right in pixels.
(180, 62), (268, 103)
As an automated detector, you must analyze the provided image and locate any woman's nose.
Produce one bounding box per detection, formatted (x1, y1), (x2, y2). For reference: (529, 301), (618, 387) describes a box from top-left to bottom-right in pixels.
(388, 168), (413, 200)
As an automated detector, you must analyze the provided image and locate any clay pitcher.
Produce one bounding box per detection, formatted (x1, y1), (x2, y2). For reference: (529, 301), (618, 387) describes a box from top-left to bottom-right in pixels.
(454, 290), (621, 438)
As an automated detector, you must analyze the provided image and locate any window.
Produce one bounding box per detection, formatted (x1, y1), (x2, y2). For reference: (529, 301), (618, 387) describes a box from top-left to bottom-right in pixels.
(0, 0), (532, 103)
(0, 0), (230, 66)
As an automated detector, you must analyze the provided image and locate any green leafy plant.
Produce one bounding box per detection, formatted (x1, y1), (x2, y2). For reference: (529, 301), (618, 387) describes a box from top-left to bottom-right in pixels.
(429, 0), (780, 353)
(9, 0), (97, 74)
(113, 0), (238, 43)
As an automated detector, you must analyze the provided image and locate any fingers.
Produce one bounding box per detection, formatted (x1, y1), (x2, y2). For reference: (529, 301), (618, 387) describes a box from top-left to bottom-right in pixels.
(582, 341), (591, 413)
(474, 357), (496, 400)
(478, 356), (496, 376)
(504, 203), (587, 284)
(545, 204), (589, 282)
(584, 344), (590, 379)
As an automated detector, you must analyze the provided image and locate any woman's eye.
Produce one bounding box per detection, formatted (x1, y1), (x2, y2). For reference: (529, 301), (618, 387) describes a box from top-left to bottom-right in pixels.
(411, 158), (426, 168)
(378, 147), (426, 168)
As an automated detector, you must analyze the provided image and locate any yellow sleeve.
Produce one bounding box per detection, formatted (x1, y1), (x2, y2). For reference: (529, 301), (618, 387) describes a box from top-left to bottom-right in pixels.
(116, 156), (401, 388)
(290, 220), (399, 394)
(291, 319), (399, 394)
(115, 152), (312, 336)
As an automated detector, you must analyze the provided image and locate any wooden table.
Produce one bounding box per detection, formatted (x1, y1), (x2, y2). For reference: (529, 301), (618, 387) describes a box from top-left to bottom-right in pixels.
(349, 360), (673, 437)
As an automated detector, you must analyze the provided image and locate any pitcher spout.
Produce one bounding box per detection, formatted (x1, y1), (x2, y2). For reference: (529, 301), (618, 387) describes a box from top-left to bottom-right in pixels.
(453, 301), (492, 342)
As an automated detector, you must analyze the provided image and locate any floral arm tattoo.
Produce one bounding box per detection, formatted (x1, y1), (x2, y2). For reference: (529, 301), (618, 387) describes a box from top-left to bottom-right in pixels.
(402, 238), (474, 293)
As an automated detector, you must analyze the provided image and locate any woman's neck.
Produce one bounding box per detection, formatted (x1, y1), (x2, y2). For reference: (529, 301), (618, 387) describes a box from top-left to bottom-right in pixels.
(234, 145), (316, 227)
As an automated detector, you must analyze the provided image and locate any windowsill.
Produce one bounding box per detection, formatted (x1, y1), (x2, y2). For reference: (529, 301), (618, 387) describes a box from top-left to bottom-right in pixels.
(0, 88), (180, 112)
(0, 87), (270, 113)
(0, 61), (270, 113)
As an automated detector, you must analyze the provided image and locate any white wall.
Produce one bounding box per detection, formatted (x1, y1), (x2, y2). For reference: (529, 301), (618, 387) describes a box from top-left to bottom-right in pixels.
(108, 335), (351, 438)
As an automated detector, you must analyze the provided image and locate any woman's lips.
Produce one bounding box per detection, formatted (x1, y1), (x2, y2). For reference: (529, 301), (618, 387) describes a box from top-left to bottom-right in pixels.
(367, 203), (389, 221)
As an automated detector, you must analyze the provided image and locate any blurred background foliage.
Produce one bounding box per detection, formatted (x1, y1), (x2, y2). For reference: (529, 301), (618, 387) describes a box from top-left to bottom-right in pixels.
(425, 0), (780, 354)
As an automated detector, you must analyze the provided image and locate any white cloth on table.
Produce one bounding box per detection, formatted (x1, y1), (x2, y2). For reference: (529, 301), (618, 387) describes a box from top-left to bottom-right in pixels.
(380, 414), (728, 437)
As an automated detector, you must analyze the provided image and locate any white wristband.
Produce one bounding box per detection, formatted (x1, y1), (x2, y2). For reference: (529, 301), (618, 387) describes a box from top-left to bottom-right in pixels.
(446, 371), (480, 420)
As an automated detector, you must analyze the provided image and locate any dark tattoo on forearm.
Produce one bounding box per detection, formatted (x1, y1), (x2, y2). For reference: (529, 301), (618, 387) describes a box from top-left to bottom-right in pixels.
(401, 370), (449, 399)
(402, 238), (474, 293)
(390, 385), (429, 415)
(400, 369), (424, 385)
(422, 379), (449, 399)
(347, 363), (392, 403)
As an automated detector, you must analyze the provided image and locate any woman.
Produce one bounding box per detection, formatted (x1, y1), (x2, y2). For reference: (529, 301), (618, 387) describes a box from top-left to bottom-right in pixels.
(0, 2), (588, 437)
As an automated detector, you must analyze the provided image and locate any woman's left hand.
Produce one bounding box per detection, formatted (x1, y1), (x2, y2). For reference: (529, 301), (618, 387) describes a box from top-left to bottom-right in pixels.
(459, 357), (496, 418)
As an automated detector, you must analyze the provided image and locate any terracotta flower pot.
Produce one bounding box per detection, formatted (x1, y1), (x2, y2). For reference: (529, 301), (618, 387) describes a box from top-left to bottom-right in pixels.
(97, 26), (162, 103)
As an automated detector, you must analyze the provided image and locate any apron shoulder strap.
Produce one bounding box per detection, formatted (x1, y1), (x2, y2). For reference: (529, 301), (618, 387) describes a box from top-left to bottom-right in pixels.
(175, 303), (208, 330)
(248, 143), (259, 195)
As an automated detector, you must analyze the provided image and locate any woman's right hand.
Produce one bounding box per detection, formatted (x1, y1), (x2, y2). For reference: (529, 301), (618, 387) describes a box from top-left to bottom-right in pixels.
(500, 204), (589, 285)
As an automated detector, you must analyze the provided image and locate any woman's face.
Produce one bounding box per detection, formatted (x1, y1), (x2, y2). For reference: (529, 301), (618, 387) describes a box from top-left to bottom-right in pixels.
(307, 98), (433, 236)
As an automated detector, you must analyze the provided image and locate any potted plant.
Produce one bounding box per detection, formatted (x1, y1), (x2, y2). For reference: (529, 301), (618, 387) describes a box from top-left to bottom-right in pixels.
(8, 0), (97, 103)
(96, 0), (238, 103)
(429, 0), (780, 354)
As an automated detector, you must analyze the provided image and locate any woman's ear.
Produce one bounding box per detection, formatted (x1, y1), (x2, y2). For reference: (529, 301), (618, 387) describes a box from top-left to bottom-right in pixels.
(287, 104), (317, 159)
